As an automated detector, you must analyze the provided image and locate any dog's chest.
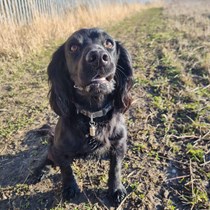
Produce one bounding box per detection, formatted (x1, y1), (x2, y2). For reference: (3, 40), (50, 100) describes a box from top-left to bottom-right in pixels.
(67, 113), (125, 158)
(80, 123), (112, 155)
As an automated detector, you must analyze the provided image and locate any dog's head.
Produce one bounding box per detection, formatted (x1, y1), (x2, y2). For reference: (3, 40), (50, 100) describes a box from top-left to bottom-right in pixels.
(48, 28), (133, 116)
(65, 28), (117, 95)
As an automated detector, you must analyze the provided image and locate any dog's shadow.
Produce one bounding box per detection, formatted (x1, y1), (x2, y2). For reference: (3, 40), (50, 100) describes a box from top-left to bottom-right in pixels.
(0, 125), (52, 187)
(0, 125), (114, 209)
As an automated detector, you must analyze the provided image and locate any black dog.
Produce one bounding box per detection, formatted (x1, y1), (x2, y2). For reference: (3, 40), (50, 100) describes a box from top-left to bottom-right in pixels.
(45, 28), (133, 204)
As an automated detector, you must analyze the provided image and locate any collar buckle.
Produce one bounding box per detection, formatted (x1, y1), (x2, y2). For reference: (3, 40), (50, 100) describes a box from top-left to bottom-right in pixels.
(75, 104), (113, 137)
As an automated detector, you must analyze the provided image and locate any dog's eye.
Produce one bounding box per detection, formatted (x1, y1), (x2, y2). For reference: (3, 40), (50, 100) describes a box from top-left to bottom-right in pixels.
(70, 45), (79, 52)
(104, 40), (114, 49)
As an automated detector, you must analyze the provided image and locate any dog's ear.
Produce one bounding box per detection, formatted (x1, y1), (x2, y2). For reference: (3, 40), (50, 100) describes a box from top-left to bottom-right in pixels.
(47, 44), (74, 116)
(114, 42), (133, 113)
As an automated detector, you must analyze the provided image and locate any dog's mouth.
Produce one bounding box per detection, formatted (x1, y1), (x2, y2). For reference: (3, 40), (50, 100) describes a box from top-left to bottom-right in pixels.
(91, 74), (114, 84)
(80, 73), (115, 94)
(74, 71), (115, 94)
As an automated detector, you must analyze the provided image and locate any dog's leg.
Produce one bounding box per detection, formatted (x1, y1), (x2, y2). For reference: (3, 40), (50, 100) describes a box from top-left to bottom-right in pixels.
(108, 141), (127, 205)
(60, 163), (80, 200)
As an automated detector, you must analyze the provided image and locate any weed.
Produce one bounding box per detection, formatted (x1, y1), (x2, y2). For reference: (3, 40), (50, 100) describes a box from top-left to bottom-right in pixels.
(166, 199), (176, 210)
(192, 188), (208, 205)
(186, 143), (204, 163)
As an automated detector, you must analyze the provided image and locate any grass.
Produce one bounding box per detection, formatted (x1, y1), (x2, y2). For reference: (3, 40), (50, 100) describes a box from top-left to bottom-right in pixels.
(166, 0), (210, 38)
(110, 5), (209, 209)
(0, 1), (210, 210)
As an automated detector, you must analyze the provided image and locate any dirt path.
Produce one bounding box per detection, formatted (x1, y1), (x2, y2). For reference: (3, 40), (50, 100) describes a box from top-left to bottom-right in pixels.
(0, 8), (209, 210)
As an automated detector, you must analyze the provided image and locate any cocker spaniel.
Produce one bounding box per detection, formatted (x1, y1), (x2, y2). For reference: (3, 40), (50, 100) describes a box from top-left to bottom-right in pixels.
(44, 28), (133, 204)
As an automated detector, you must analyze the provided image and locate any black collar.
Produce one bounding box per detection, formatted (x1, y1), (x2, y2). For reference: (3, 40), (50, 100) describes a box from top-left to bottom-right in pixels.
(75, 103), (113, 120)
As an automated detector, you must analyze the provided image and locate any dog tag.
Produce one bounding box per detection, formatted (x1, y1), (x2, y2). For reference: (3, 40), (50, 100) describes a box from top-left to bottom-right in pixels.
(89, 114), (96, 137)
(89, 124), (96, 137)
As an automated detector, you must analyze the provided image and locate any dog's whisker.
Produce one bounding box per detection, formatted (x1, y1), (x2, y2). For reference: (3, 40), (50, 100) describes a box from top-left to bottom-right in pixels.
(117, 65), (127, 78)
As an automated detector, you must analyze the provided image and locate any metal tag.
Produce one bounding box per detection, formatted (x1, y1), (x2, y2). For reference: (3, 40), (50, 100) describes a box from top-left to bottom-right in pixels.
(89, 114), (96, 137)
(89, 124), (96, 137)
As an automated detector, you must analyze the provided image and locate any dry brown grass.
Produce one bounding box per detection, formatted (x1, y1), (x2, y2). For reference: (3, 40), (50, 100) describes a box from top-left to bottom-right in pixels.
(164, 0), (210, 87)
(0, 2), (162, 58)
(165, 0), (210, 38)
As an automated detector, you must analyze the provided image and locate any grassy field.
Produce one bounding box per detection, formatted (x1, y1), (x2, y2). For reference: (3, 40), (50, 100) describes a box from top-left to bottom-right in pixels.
(0, 3), (210, 210)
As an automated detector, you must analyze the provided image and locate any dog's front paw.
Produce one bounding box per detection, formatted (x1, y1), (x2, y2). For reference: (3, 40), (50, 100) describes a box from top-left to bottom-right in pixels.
(109, 185), (127, 205)
(62, 183), (80, 201)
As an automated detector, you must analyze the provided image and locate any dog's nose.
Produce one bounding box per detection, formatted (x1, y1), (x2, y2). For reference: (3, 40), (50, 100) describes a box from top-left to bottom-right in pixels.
(86, 50), (109, 66)
(101, 53), (109, 64)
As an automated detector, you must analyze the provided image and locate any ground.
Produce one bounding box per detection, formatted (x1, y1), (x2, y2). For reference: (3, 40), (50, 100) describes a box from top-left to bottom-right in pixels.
(0, 8), (209, 210)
